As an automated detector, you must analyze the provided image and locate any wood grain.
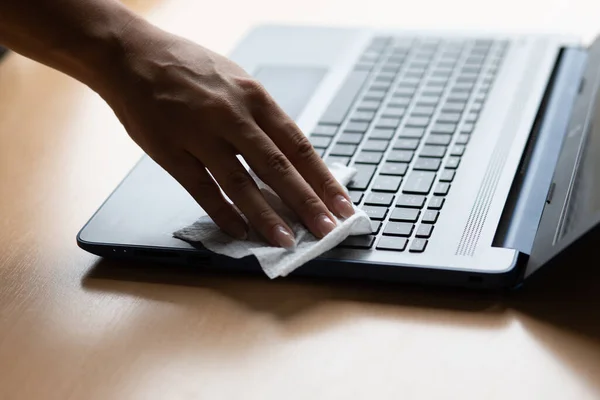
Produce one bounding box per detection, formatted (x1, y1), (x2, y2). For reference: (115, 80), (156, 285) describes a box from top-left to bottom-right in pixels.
(1, 1), (599, 399)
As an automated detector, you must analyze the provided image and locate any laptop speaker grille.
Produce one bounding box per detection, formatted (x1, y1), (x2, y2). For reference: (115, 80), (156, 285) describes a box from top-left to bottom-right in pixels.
(456, 142), (508, 256)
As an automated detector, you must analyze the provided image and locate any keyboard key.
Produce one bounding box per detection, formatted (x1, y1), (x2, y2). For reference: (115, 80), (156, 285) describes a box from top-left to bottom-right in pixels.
(320, 69), (369, 125)
(351, 111), (376, 122)
(365, 192), (395, 206)
(445, 156), (461, 169)
(381, 63), (403, 73)
(416, 96), (440, 106)
(394, 138), (420, 150)
(450, 144), (465, 156)
(420, 145), (446, 158)
(390, 207), (421, 222)
(422, 210), (439, 224)
(394, 87), (416, 97)
(409, 238), (428, 252)
(396, 194), (426, 208)
(355, 151), (383, 164)
(372, 175), (403, 192)
(369, 82), (390, 92)
(455, 134), (469, 145)
(465, 112), (478, 123)
(387, 150), (414, 163)
(383, 222), (414, 236)
(426, 78), (447, 87)
(357, 100), (381, 111)
(371, 221), (383, 234)
(375, 72), (396, 83)
(339, 235), (375, 249)
(348, 190), (364, 205)
(310, 136), (331, 148)
(405, 116), (430, 127)
(398, 77), (420, 87)
(330, 144), (357, 156)
(428, 196), (445, 210)
(376, 117), (401, 129)
(345, 122), (370, 133)
(364, 90), (386, 101)
(434, 182), (451, 196)
(348, 164), (377, 190)
(362, 140), (389, 152)
(411, 106), (436, 116)
(376, 236), (408, 251)
(315, 148), (325, 157)
(414, 157), (441, 171)
(380, 162), (408, 176)
(439, 169), (455, 182)
(470, 102), (483, 112)
(388, 97), (411, 108)
(426, 134), (452, 146)
(403, 170), (436, 194)
(447, 92), (470, 102)
(381, 107), (406, 119)
(422, 87), (444, 96)
(431, 123), (456, 134)
(399, 127), (426, 138)
(362, 206), (388, 220)
(415, 224), (434, 238)
(461, 123), (475, 133)
(338, 133), (364, 145)
(326, 156), (350, 166)
(437, 113), (461, 123)
(370, 128), (395, 140)
(441, 102), (466, 113)
(312, 125), (338, 137)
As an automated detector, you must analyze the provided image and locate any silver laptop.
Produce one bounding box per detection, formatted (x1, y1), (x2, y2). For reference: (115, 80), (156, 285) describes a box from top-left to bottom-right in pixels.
(77, 25), (600, 289)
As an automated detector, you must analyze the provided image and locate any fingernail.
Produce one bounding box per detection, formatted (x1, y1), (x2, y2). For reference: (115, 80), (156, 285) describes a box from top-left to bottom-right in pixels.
(315, 213), (336, 237)
(333, 194), (355, 219)
(273, 225), (295, 249)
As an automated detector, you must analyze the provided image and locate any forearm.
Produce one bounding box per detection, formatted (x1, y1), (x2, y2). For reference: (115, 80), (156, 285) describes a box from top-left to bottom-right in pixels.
(0, 0), (145, 94)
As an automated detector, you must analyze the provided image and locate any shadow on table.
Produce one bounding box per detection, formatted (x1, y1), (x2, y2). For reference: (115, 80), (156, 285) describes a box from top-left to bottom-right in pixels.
(83, 257), (507, 325)
(83, 253), (599, 339)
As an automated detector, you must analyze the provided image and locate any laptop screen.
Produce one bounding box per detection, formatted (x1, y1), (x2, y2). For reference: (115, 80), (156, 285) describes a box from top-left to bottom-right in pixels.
(558, 83), (600, 241)
(526, 38), (600, 278)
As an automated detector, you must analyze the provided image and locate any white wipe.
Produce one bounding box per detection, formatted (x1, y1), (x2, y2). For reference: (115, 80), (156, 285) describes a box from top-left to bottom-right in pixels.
(173, 163), (371, 278)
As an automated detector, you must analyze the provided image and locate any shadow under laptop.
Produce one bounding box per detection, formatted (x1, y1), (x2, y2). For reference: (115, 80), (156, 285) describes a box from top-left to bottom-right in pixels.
(82, 257), (507, 324)
(82, 254), (600, 341)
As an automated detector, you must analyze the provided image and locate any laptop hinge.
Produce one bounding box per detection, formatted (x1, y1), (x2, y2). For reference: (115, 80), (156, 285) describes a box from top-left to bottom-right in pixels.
(492, 47), (588, 254)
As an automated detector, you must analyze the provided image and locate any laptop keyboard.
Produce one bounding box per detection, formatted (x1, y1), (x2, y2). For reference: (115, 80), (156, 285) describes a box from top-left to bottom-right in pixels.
(309, 36), (508, 252)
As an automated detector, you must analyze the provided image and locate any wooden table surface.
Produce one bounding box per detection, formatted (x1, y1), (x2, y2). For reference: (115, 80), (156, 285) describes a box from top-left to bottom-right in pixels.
(1, 1), (599, 399)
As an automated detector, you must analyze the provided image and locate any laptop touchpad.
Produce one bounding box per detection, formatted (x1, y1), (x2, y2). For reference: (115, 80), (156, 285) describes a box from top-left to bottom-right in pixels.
(254, 66), (327, 120)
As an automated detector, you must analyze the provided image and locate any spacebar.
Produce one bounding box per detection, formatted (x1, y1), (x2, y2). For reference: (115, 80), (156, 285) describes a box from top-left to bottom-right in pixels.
(319, 70), (370, 125)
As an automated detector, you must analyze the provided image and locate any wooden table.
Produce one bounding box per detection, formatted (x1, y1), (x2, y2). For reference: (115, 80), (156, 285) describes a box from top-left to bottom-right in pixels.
(1, 1), (599, 399)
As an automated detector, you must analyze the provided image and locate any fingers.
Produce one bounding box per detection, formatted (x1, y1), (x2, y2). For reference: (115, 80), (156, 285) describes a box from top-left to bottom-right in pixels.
(252, 92), (355, 220)
(165, 152), (248, 240)
(200, 146), (297, 248)
(229, 125), (339, 239)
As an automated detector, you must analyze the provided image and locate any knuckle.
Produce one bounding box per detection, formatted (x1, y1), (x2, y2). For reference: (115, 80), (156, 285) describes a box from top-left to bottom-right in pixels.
(299, 194), (324, 214)
(236, 77), (266, 99)
(320, 176), (341, 199)
(256, 206), (275, 222)
(289, 135), (317, 163)
(264, 150), (292, 177)
(222, 169), (253, 195)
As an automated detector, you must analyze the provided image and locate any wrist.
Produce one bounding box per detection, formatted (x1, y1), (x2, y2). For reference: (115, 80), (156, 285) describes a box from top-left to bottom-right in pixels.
(68, 6), (157, 100)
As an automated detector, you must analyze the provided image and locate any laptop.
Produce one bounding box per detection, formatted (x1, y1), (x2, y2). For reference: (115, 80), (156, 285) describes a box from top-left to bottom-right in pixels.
(77, 25), (600, 290)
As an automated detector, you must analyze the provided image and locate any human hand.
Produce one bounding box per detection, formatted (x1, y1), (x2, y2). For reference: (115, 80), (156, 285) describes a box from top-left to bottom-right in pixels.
(100, 21), (355, 248)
